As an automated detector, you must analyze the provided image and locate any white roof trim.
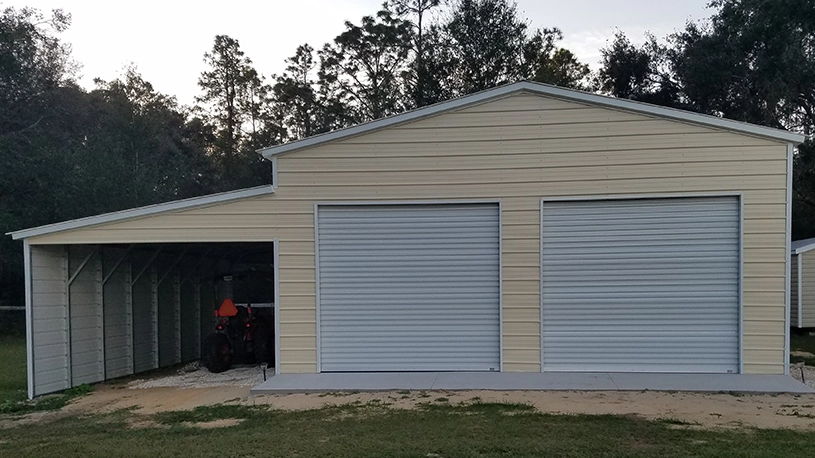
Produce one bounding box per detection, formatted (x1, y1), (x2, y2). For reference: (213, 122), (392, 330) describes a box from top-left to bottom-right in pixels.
(792, 237), (815, 255)
(8, 185), (275, 240)
(258, 81), (806, 158)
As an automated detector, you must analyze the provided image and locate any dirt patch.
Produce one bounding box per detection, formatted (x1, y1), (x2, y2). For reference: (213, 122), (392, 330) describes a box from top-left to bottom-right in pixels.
(183, 418), (244, 429)
(64, 385), (250, 415)
(126, 418), (168, 429)
(791, 351), (815, 358)
(249, 390), (815, 430)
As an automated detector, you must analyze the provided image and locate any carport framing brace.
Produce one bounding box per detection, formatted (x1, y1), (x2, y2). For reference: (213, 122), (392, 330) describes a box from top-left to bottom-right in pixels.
(313, 200), (504, 373)
(540, 192), (745, 374)
(23, 240), (281, 399)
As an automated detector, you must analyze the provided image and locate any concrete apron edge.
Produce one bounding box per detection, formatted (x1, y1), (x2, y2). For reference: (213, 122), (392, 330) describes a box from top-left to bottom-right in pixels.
(249, 373), (815, 396)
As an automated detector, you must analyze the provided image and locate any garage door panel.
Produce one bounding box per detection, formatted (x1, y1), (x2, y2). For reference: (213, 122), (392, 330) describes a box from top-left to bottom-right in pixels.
(318, 204), (500, 372)
(542, 196), (740, 373)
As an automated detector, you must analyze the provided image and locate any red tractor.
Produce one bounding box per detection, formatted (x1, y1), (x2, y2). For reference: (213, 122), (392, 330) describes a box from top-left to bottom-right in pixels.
(202, 298), (271, 373)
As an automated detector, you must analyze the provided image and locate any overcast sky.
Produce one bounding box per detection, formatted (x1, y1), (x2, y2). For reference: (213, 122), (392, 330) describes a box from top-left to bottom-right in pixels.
(8, 0), (712, 106)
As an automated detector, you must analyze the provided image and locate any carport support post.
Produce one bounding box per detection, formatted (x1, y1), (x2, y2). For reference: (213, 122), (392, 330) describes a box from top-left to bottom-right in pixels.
(95, 252), (104, 382)
(173, 272), (181, 364)
(151, 266), (158, 369)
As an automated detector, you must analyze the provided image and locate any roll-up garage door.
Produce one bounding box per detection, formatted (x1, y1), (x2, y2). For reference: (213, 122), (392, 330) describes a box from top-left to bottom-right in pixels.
(541, 196), (740, 373)
(317, 204), (500, 372)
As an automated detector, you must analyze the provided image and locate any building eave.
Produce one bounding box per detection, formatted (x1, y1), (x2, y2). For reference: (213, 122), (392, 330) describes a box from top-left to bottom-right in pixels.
(8, 185), (275, 241)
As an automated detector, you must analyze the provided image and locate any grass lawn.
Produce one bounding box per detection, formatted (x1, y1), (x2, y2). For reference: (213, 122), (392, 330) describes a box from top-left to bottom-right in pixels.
(1, 401), (815, 457)
(0, 335), (26, 405)
(791, 330), (815, 366)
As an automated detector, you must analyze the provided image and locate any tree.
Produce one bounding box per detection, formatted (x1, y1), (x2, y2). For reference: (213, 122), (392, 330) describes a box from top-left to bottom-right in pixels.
(597, 31), (679, 106)
(0, 7), (74, 309)
(525, 28), (593, 90)
(443, 0), (537, 94)
(389, 0), (442, 108)
(319, 6), (413, 122)
(272, 44), (345, 141)
(0, 7), (74, 142)
(196, 35), (275, 188)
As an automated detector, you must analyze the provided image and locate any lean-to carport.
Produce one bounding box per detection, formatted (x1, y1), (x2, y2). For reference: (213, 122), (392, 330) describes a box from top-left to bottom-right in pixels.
(10, 187), (279, 398)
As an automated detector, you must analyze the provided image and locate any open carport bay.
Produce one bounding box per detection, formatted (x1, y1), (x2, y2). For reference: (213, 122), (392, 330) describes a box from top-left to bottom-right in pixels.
(28, 242), (275, 396)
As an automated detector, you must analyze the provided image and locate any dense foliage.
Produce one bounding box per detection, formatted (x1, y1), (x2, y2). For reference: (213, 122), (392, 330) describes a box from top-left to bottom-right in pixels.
(1, 0), (813, 308)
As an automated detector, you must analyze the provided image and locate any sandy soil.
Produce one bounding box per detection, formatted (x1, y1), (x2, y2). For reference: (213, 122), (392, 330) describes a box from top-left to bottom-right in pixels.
(51, 383), (815, 431)
(126, 363), (267, 389)
(7, 362), (815, 431)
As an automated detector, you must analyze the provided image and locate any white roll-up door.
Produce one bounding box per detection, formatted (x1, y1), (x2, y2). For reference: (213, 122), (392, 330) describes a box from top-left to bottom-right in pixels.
(541, 196), (740, 373)
(317, 204), (500, 372)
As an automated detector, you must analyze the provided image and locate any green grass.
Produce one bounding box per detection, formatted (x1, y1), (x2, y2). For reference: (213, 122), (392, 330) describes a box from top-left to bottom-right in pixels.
(790, 331), (815, 366)
(0, 335), (91, 414)
(0, 336), (26, 405)
(2, 401), (815, 457)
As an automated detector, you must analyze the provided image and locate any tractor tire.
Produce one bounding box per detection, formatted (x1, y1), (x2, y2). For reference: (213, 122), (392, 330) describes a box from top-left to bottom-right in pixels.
(202, 333), (232, 373)
(253, 325), (271, 367)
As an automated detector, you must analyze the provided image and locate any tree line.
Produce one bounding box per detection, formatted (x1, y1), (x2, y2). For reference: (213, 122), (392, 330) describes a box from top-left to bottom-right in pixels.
(1, 0), (813, 309)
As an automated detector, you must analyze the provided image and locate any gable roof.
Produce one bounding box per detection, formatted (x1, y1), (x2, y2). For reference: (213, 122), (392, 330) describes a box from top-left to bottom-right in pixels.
(793, 237), (815, 255)
(258, 81), (806, 159)
(8, 185), (275, 241)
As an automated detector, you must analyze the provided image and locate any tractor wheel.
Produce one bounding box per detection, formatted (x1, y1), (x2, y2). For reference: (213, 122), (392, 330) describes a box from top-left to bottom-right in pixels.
(202, 333), (232, 373)
(253, 325), (271, 367)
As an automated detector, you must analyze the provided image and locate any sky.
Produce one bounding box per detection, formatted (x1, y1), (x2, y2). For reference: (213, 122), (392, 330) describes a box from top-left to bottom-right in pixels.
(7, 0), (713, 106)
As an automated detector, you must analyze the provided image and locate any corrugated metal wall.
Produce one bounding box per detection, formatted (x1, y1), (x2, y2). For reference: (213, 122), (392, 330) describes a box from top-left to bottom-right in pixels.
(802, 252), (815, 328)
(541, 197), (740, 373)
(792, 254), (800, 327)
(316, 204), (501, 372)
(27, 245), (235, 396)
(101, 247), (133, 379)
(26, 92), (791, 374)
(30, 246), (69, 395)
(67, 246), (104, 385)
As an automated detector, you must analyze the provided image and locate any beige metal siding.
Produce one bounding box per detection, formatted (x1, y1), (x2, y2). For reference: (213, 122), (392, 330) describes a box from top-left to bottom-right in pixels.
(802, 252), (815, 328)
(792, 254), (800, 327)
(27, 93), (790, 374)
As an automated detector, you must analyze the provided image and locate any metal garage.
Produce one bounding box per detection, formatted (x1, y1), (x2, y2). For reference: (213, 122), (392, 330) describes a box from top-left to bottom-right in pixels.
(11, 82), (806, 397)
(541, 196), (741, 373)
(316, 203), (501, 372)
(791, 238), (815, 328)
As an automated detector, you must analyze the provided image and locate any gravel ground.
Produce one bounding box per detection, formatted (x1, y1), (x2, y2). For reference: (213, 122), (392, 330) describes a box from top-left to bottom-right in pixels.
(790, 364), (815, 389)
(127, 362), (271, 389)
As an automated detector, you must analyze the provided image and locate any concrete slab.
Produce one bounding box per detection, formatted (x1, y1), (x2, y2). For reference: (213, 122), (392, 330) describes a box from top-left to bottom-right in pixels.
(250, 372), (815, 396)
(606, 373), (813, 393)
(431, 372), (618, 391)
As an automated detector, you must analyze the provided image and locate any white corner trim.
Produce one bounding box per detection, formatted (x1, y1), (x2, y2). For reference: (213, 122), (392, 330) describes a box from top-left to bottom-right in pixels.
(785, 143), (793, 375)
(257, 81), (806, 159)
(8, 185), (275, 241)
(23, 240), (34, 399)
(273, 239), (281, 376)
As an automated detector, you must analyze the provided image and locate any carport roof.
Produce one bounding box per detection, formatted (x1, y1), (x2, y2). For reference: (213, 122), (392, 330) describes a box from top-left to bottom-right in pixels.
(8, 185), (275, 241)
(792, 237), (815, 255)
(257, 80), (806, 158)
